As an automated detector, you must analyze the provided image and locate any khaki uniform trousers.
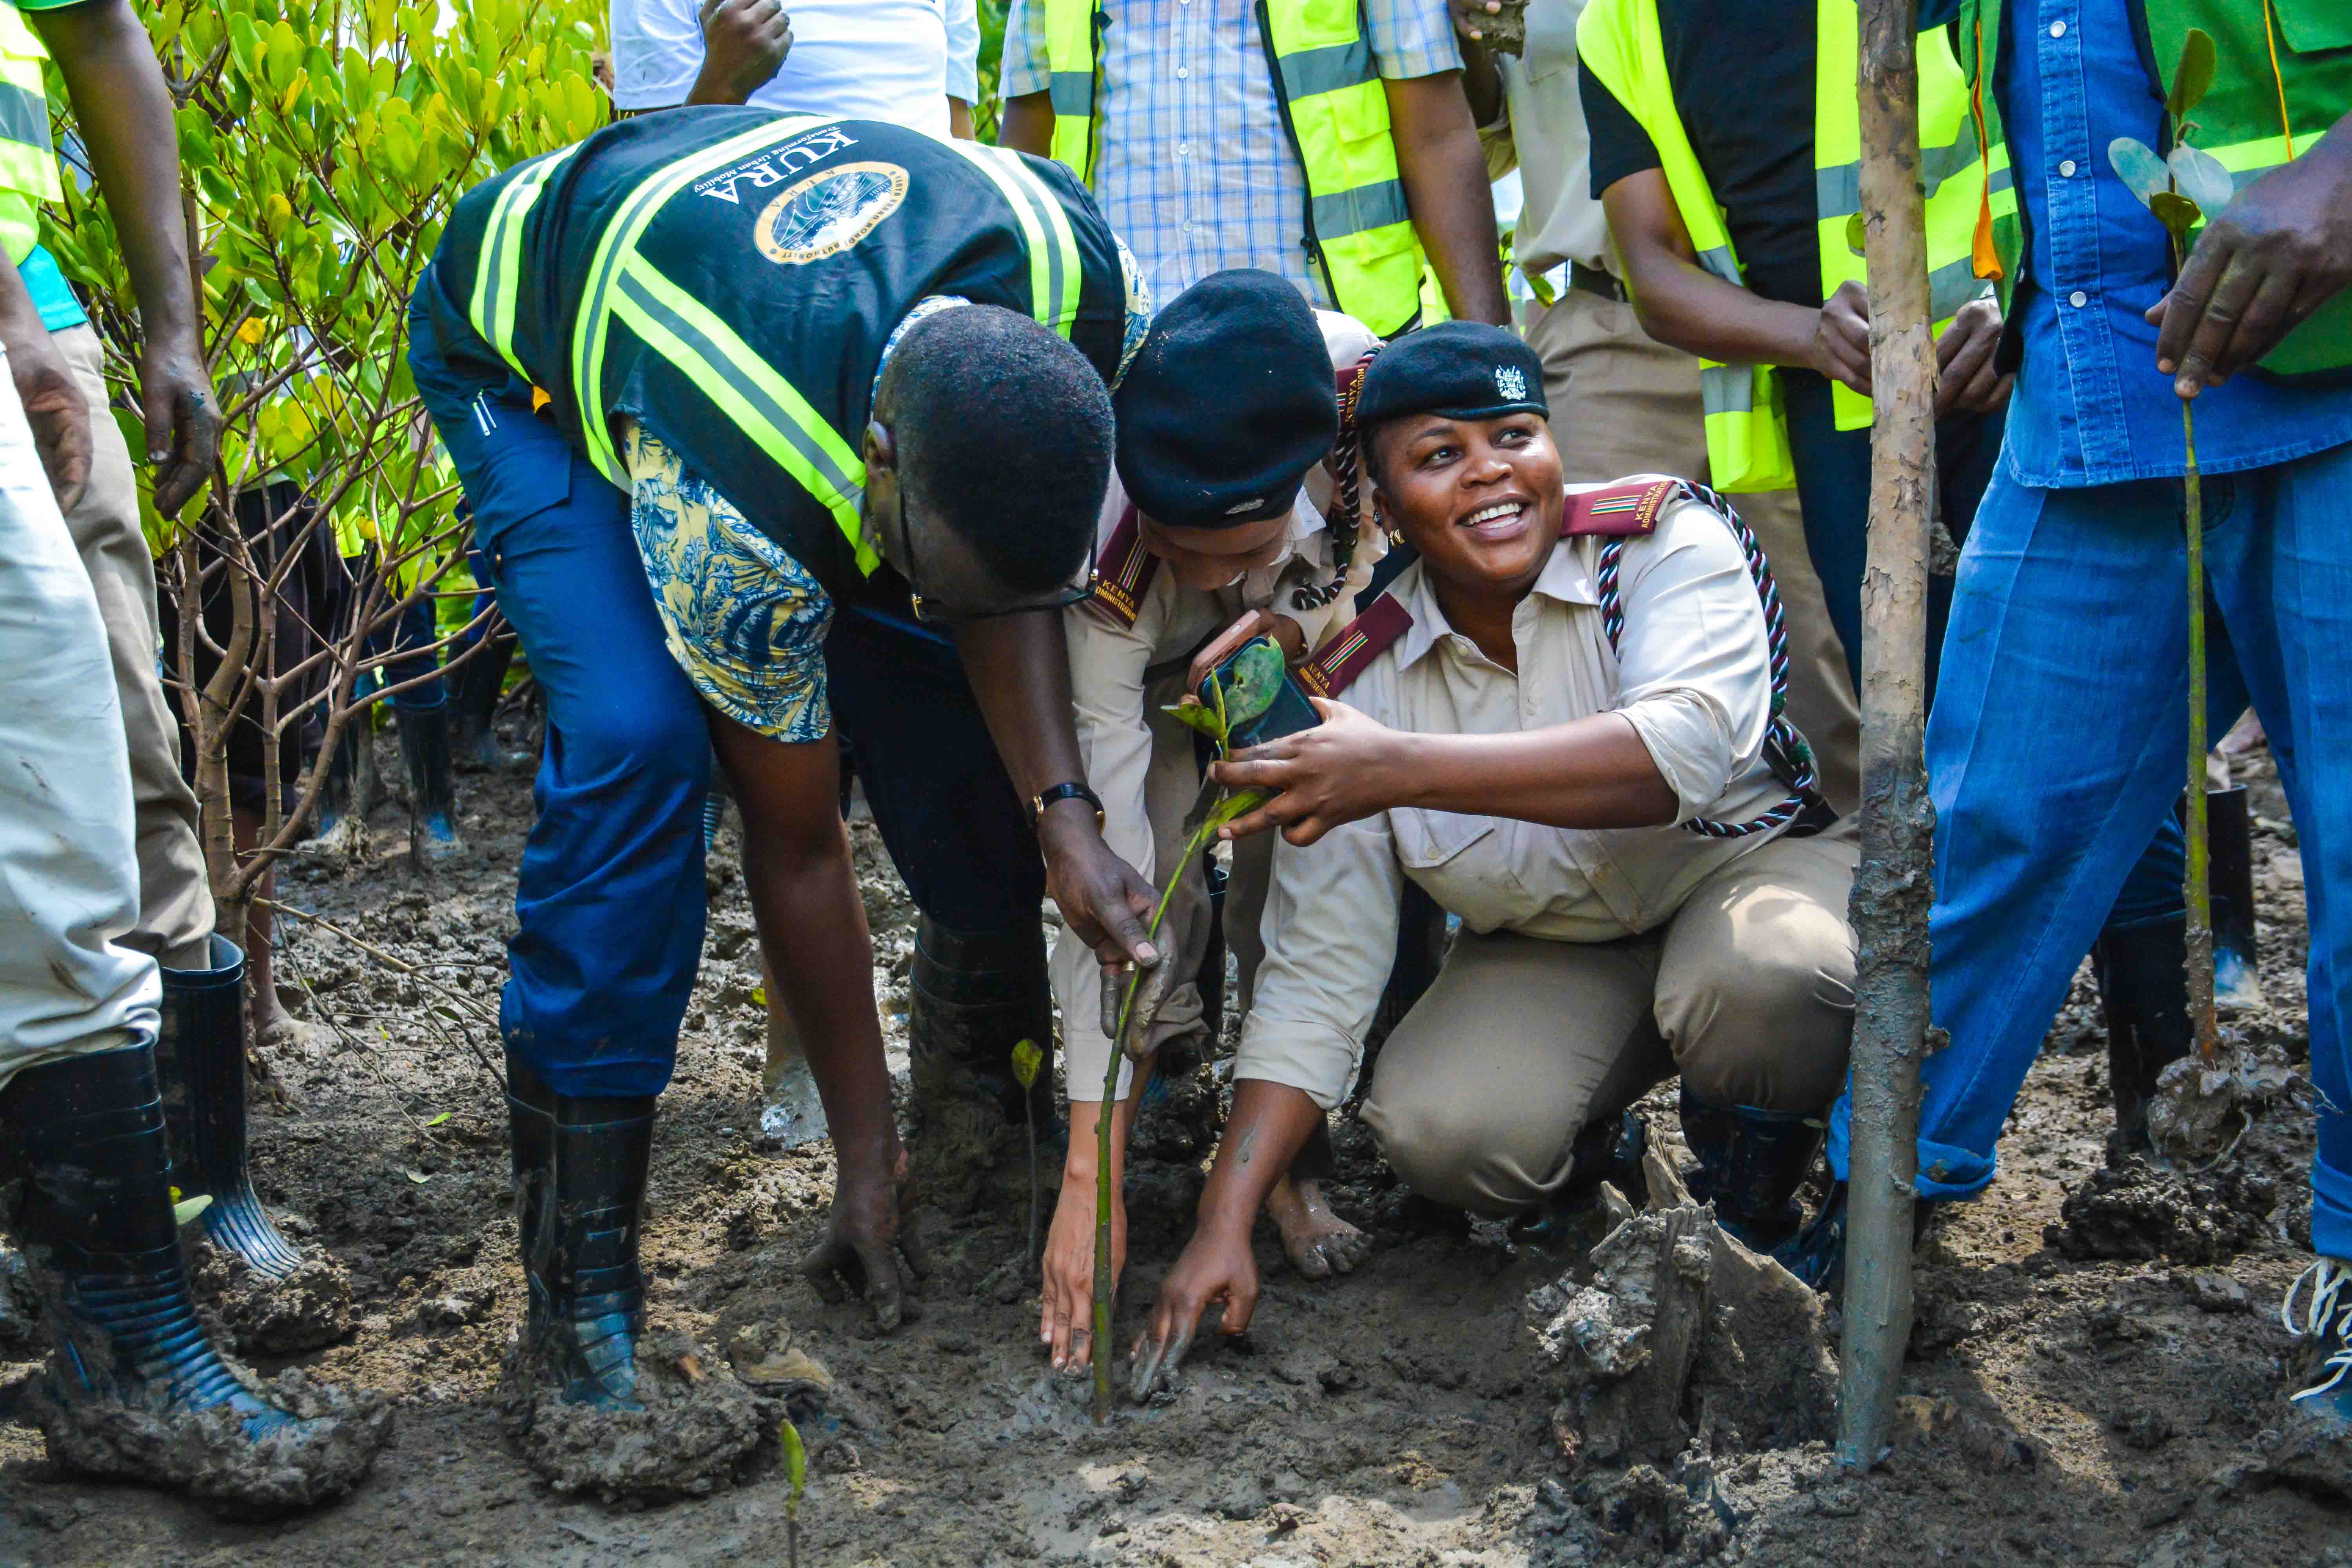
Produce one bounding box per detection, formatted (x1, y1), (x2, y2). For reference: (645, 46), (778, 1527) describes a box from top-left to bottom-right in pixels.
(54, 324), (213, 968)
(1528, 287), (1862, 817)
(1361, 829), (1858, 1217)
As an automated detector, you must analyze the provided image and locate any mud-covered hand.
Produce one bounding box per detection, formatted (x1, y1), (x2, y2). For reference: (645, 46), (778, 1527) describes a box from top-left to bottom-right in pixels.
(1934, 293), (2012, 414)
(139, 334), (216, 519)
(1446, 0), (1505, 43)
(2152, 128), (2352, 400)
(1129, 1223), (1259, 1401)
(1209, 697), (1418, 846)
(13, 330), (91, 513)
(1810, 279), (1873, 396)
(800, 1142), (927, 1330)
(1040, 1166), (1123, 1374)
(690, 0), (793, 104)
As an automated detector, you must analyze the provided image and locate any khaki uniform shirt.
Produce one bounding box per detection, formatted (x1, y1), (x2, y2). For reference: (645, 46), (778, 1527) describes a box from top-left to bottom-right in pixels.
(1057, 310), (1384, 1100)
(1238, 482), (1791, 1108)
(1479, 0), (1613, 280)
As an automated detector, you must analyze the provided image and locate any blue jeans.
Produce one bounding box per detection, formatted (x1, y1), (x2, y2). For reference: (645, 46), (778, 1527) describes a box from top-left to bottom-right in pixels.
(410, 293), (1042, 1096)
(1826, 437), (2352, 1259)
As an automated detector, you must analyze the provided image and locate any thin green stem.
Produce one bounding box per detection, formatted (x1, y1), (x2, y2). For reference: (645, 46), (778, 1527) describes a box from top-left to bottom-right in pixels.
(2182, 399), (2218, 1061)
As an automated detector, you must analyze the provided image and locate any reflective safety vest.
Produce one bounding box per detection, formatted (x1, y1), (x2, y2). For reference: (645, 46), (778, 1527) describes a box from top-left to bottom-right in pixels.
(0, 4), (61, 265)
(1041, 0), (1426, 337)
(1954, 0), (2352, 384)
(1577, 0), (2013, 491)
(421, 110), (1132, 595)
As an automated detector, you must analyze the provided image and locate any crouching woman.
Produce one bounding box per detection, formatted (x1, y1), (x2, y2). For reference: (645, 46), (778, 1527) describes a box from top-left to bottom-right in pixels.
(1130, 323), (1859, 1391)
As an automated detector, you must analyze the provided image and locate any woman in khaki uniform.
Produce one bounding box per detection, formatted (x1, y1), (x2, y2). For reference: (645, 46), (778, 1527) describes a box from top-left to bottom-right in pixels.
(1121, 322), (1859, 1394)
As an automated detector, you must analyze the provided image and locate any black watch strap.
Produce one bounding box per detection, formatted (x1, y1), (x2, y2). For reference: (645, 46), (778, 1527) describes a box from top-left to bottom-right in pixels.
(1032, 780), (1105, 830)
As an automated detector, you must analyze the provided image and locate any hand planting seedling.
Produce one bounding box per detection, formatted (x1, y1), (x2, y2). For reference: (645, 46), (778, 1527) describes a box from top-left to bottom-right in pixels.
(2109, 25), (2228, 1067)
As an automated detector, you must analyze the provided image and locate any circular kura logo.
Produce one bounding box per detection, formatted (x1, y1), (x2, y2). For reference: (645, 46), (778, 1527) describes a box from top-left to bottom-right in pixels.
(755, 162), (911, 265)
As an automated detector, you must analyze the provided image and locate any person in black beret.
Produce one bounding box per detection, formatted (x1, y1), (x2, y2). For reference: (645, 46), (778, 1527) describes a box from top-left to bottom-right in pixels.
(1040, 270), (1389, 1379)
(1114, 318), (1862, 1399)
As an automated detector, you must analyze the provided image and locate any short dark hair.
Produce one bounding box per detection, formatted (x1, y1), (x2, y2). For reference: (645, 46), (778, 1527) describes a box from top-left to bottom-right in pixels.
(877, 305), (1113, 594)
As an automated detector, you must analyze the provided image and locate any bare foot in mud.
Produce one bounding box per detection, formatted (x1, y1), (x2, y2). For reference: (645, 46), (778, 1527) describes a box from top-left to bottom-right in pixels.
(1265, 1175), (1371, 1281)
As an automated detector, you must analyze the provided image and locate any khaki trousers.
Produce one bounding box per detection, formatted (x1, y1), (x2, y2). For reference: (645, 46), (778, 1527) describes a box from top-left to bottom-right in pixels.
(1361, 830), (1858, 1217)
(54, 324), (214, 967)
(1528, 289), (1861, 817)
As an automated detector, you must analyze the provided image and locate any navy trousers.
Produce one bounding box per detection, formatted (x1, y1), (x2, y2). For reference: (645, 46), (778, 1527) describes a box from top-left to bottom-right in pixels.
(412, 302), (1040, 1096)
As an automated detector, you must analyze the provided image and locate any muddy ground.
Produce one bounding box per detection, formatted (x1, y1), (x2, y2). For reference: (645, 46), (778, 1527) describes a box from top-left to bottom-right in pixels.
(2, 728), (2347, 1567)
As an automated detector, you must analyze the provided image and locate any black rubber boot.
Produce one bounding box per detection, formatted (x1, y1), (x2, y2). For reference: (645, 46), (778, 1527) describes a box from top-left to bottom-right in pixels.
(450, 635), (527, 774)
(154, 934), (305, 1279)
(1678, 1086), (1825, 1252)
(907, 916), (1056, 1210)
(1511, 1110), (1649, 1246)
(2092, 912), (2194, 1151)
(305, 717), (365, 854)
(1, 1045), (387, 1512)
(507, 1060), (655, 1410)
(397, 704), (467, 864)
(2209, 784), (2265, 1010)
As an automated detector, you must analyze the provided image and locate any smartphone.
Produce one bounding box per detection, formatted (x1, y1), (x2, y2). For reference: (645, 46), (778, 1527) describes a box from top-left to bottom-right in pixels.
(1200, 635), (1321, 752)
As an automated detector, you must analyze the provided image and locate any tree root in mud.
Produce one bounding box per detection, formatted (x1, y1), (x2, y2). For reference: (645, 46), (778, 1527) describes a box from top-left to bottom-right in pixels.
(500, 1328), (766, 1503)
(189, 1239), (356, 1356)
(2045, 1156), (2278, 1264)
(25, 1367), (391, 1519)
(2148, 1044), (2312, 1170)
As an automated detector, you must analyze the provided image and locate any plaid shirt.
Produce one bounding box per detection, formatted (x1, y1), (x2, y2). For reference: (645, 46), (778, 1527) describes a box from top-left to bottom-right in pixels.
(1002, 0), (1459, 310)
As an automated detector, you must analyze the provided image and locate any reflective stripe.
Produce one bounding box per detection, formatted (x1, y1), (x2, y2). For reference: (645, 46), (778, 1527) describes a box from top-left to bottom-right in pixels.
(1814, 123), (1982, 218)
(469, 148), (576, 378)
(947, 141), (1080, 336)
(0, 80), (48, 153)
(1048, 71), (1094, 116)
(573, 117), (826, 485)
(1696, 246), (1743, 287)
(612, 258), (875, 571)
(1311, 179), (1410, 241)
(1929, 252), (1991, 321)
(1700, 364), (1755, 416)
(1275, 36), (1376, 100)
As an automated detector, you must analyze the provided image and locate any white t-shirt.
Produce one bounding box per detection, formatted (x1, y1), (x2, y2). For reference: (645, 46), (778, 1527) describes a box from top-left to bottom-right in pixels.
(609, 0), (982, 137)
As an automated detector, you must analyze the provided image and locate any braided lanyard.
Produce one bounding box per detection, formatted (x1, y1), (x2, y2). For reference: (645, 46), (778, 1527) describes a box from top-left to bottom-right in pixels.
(1292, 346), (1383, 614)
(1593, 481), (1823, 839)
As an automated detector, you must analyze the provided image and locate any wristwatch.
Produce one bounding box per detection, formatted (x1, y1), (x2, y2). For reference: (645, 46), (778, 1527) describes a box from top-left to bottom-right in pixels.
(1031, 780), (1105, 831)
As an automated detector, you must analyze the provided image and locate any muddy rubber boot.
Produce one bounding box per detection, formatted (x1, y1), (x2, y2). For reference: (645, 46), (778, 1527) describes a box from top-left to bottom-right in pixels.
(1678, 1087), (1825, 1252)
(2091, 913), (2194, 1152)
(2, 1044), (388, 1515)
(153, 934), (305, 1279)
(507, 1060), (655, 1410)
(397, 704), (468, 865)
(450, 635), (528, 774)
(2209, 785), (2265, 1011)
(2271, 1258), (2352, 1498)
(304, 719), (367, 858)
(1511, 1110), (1648, 1246)
(907, 916), (1056, 1212)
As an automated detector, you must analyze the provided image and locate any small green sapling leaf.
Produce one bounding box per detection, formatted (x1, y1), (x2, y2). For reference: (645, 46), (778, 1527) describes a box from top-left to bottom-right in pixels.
(1215, 639), (1289, 728)
(424, 1111), (450, 1127)
(1011, 1038), (1044, 1091)
(1207, 789), (1268, 831)
(172, 1193), (214, 1227)
(1844, 211), (1866, 258)
(2167, 27), (2216, 120)
(1161, 699), (1229, 745)
(2150, 190), (2203, 243)
(2167, 144), (2234, 217)
(2109, 137), (2169, 204)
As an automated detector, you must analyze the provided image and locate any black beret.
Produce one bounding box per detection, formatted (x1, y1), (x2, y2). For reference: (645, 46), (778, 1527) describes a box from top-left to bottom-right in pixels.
(1352, 321), (1547, 435)
(1113, 270), (1339, 529)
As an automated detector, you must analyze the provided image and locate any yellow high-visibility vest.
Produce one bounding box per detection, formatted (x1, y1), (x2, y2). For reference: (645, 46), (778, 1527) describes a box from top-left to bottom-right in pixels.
(1041, 0), (1426, 336)
(1579, 0), (2014, 490)
(0, 5), (62, 265)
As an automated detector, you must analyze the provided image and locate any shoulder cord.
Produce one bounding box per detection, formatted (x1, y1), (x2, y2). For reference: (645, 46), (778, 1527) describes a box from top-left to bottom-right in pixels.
(1594, 480), (1824, 839)
(1291, 345), (1384, 614)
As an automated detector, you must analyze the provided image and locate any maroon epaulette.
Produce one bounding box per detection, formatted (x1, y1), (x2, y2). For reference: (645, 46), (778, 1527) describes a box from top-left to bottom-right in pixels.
(1295, 591), (1413, 699)
(1562, 478), (1686, 538)
(1085, 504), (1160, 627)
(1336, 360), (1368, 406)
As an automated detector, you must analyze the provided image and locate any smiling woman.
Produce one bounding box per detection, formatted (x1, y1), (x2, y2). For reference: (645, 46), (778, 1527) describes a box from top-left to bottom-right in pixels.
(1123, 322), (1863, 1396)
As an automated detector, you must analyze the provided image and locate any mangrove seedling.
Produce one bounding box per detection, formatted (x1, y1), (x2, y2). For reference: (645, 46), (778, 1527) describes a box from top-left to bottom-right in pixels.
(1013, 1038), (1045, 1274)
(780, 1416), (808, 1568)
(1085, 649), (1272, 1421)
(2109, 24), (2228, 1063)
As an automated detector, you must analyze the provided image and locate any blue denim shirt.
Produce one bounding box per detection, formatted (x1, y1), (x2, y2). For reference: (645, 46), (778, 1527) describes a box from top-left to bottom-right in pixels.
(1991, 0), (2352, 486)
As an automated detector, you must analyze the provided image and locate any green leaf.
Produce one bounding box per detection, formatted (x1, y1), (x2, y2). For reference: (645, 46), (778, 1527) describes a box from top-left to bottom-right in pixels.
(1160, 700), (1228, 745)
(780, 1418), (808, 1519)
(1206, 789), (1268, 831)
(1212, 639), (1289, 729)
(2149, 190), (2203, 243)
(2107, 137), (2169, 206)
(2167, 145), (2234, 217)
(2167, 27), (2216, 120)
(1843, 211), (1866, 259)
(172, 1193), (214, 1227)
(405, 1168), (432, 1184)
(424, 1111), (450, 1127)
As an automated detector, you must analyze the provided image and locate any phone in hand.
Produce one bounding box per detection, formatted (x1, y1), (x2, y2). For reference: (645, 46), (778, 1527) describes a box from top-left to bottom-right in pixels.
(1200, 634), (1321, 752)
